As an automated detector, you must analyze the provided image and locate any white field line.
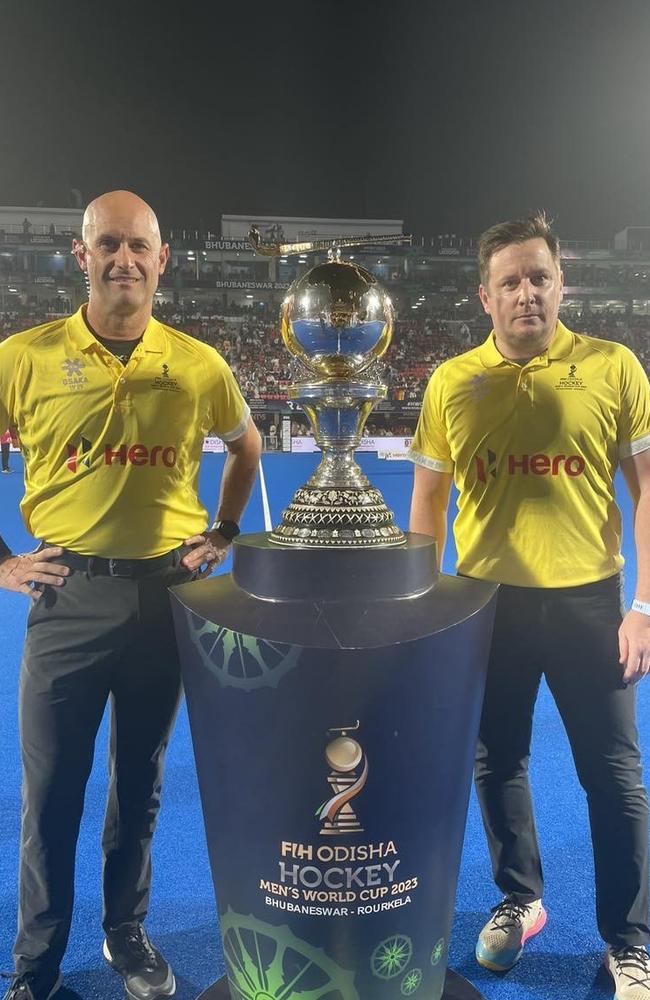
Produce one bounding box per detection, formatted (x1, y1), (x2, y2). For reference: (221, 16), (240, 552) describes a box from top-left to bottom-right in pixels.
(258, 458), (272, 531)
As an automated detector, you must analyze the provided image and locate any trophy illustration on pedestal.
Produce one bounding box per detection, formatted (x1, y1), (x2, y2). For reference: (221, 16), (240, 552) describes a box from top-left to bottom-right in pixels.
(317, 721), (368, 836)
(249, 226), (412, 547)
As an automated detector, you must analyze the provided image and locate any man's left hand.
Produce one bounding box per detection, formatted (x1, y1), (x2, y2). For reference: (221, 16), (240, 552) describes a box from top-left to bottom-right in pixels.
(618, 610), (650, 684)
(181, 529), (231, 577)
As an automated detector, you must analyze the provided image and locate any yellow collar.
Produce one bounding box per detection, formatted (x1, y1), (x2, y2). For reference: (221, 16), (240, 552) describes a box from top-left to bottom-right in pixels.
(66, 305), (165, 355)
(478, 320), (575, 369)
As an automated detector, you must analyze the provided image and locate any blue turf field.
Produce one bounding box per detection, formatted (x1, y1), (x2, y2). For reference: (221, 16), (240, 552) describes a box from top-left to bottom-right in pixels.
(0, 451), (646, 1000)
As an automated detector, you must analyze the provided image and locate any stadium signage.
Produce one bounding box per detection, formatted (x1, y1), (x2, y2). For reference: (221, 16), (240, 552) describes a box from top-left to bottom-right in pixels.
(204, 240), (251, 251)
(290, 436), (412, 455)
(214, 280), (290, 290)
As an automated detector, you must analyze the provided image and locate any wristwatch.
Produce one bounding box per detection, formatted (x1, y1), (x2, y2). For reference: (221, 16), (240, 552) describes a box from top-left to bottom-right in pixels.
(212, 519), (241, 542)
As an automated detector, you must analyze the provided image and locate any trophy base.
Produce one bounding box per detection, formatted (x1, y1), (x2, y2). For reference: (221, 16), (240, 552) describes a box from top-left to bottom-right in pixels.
(271, 484), (405, 548)
(198, 970), (487, 1000)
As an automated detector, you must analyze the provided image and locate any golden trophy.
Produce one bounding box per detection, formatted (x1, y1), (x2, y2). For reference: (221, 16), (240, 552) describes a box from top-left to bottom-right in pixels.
(249, 227), (412, 547)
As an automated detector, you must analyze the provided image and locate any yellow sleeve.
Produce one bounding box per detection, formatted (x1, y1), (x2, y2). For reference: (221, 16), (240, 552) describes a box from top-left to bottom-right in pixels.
(208, 352), (251, 442)
(617, 346), (650, 458)
(407, 365), (454, 472)
(0, 334), (20, 433)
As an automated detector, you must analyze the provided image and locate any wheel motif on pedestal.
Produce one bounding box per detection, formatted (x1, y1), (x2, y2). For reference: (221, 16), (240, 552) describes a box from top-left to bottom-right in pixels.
(430, 937), (445, 966)
(188, 613), (301, 690)
(400, 968), (423, 995)
(219, 909), (359, 1000)
(370, 935), (413, 979)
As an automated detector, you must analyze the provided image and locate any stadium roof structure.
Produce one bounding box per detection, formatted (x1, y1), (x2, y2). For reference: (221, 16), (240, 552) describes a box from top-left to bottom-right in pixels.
(221, 214), (404, 243)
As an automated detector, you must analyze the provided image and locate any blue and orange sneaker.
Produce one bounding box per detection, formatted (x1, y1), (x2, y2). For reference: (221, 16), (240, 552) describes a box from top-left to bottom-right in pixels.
(476, 897), (547, 972)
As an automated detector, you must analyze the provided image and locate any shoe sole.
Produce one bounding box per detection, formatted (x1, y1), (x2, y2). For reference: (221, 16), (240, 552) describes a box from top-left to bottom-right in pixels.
(103, 940), (177, 999)
(475, 906), (548, 972)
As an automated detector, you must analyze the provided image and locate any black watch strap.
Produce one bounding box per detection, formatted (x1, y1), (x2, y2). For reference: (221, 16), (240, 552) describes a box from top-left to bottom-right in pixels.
(212, 519), (240, 542)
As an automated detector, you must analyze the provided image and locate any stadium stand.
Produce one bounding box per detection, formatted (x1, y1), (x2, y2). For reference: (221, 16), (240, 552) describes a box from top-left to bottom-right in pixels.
(2, 217), (650, 437)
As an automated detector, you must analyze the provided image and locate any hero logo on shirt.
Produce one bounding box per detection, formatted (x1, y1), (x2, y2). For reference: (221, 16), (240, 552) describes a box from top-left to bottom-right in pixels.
(104, 443), (177, 467)
(475, 448), (498, 483)
(66, 439), (177, 472)
(61, 357), (89, 390)
(66, 436), (93, 472)
(475, 448), (585, 483)
(151, 362), (181, 392)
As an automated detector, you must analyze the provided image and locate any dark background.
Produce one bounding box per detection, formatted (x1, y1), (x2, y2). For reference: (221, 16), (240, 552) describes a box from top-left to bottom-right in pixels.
(2, 0), (649, 237)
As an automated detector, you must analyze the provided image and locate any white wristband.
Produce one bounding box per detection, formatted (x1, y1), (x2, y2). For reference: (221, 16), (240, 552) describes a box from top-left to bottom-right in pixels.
(632, 598), (650, 616)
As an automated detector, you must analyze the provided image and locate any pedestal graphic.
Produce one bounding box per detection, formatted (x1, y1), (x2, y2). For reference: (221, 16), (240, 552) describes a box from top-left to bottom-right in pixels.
(171, 231), (496, 1000)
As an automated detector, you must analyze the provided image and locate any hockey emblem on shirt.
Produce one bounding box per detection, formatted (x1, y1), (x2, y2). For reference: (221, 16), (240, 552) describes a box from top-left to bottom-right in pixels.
(554, 363), (586, 391)
(151, 362), (181, 392)
(61, 357), (89, 390)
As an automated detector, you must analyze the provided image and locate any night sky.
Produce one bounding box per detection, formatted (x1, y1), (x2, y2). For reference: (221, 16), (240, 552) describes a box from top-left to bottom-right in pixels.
(2, 0), (649, 239)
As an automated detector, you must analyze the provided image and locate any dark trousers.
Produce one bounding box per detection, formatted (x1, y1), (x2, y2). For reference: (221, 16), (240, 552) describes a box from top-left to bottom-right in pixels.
(1, 440), (10, 471)
(13, 557), (190, 980)
(474, 574), (650, 948)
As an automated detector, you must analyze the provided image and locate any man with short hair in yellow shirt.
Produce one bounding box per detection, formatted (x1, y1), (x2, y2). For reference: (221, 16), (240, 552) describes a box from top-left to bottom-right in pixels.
(409, 213), (650, 999)
(0, 191), (261, 1000)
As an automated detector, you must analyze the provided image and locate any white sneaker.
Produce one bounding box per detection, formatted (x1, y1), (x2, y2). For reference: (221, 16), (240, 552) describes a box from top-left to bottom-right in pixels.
(475, 897), (547, 971)
(606, 946), (650, 999)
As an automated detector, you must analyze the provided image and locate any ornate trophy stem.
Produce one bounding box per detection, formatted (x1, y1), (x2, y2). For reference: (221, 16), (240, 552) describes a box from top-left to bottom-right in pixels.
(270, 382), (405, 548)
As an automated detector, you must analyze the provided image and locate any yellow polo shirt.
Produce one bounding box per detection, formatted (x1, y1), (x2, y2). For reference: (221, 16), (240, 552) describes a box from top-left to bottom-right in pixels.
(0, 306), (250, 558)
(409, 322), (650, 587)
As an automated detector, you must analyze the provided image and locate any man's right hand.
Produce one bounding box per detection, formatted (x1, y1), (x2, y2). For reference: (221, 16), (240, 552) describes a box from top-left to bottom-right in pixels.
(0, 546), (70, 601)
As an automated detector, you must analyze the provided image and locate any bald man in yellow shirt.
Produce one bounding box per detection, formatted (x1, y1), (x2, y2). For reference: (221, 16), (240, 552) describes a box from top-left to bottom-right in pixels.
(409, 213), (650, 1000)
(0, 191), (261, 1000)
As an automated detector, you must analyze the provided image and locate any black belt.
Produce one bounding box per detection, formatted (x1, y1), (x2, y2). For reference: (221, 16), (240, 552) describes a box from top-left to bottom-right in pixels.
(44, 544), (183, 579)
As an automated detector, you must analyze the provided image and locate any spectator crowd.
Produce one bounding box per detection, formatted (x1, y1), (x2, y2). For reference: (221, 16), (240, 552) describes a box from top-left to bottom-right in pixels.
(2, 303), (650, 435)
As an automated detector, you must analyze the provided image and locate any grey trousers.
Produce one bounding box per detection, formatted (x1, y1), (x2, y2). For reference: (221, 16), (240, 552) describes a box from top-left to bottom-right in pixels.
(13, 556), (191, 979)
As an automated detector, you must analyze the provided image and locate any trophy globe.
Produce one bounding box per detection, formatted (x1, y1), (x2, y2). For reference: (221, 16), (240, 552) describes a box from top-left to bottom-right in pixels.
(280, 258), (393, 381)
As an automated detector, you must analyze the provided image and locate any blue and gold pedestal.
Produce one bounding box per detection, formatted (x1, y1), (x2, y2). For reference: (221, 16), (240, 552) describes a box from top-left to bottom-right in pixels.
(171, 534), (496, 1000)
